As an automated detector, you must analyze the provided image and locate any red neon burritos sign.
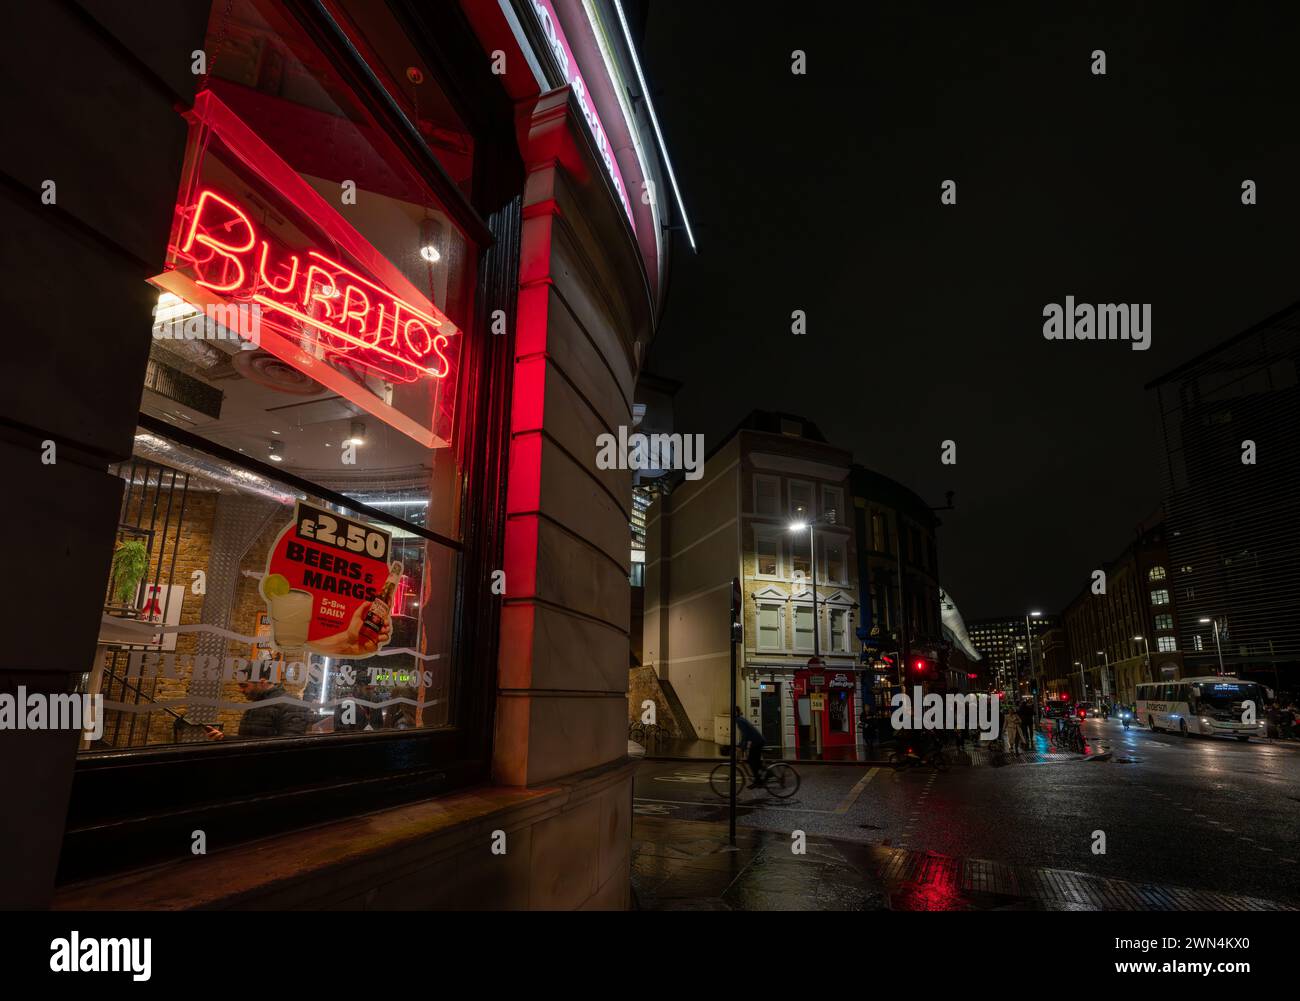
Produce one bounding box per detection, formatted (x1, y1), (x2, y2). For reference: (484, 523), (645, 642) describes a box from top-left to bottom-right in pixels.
(179, 188), (451, 384)
(154, 90), (461, 449)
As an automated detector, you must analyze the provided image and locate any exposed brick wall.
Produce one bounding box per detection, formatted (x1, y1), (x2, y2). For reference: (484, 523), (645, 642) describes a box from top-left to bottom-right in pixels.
(628, 665), (694, 739)
(99, 488), (302, 747)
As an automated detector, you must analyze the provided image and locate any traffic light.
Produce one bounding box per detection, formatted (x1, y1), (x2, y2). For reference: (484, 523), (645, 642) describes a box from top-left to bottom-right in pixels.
(912, 658), (927, 674)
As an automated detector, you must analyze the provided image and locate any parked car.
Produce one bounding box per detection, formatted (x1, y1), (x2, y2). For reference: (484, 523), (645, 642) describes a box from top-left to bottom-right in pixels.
(1045, 702), (1072, 719)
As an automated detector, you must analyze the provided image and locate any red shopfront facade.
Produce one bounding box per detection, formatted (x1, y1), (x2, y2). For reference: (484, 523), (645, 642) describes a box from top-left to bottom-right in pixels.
(45, 0), (524, 887)
(7, 0), (671, 909)
(792, 666), (860, 750)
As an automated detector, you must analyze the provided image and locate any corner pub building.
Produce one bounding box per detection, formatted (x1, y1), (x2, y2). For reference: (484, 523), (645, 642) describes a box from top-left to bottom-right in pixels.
(0, 0), (685, 909)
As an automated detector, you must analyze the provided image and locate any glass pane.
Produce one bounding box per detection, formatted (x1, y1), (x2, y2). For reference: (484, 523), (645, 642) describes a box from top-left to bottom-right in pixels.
(789, 483), (813, 518)
(82, 431), (458, 752)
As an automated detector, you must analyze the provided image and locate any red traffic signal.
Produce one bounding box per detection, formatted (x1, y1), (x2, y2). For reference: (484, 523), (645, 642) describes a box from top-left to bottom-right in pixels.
(912, 658), (927, 673)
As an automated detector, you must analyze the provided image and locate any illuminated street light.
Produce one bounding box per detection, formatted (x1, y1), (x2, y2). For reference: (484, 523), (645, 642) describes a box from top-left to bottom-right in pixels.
(1133, 634), (1151, 682)
(1198, 617), (1226, 676)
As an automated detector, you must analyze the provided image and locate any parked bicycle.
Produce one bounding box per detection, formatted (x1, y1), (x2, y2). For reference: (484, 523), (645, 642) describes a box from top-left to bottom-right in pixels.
(709, 754), (801, 799)
(629, 721), (673, 743)
(1053, 716), (1087, 753)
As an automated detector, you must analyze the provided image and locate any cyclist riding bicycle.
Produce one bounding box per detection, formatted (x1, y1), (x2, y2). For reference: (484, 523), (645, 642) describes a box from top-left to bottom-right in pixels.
(733, 706), (766, 787)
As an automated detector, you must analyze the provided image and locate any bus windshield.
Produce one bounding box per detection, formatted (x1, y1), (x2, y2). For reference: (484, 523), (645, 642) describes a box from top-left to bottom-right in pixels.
(1192, 682), (1263, 711)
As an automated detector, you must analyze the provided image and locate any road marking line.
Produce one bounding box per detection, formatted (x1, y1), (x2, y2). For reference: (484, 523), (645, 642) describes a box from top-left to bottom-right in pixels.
(833, 767), (879, 815)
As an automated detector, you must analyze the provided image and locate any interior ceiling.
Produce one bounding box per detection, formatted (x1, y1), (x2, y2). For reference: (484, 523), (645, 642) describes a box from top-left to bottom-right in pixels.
(143, 0), (467, 496)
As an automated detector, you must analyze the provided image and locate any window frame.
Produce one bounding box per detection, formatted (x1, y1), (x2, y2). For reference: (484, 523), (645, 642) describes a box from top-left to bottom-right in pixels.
(756, 601), (785, 651)
(820, 486), (843, 524)
(753, 525), (783, 580)
(788, 479), (815, 520)
(753, 473), (781, 517)
(820, 533), (849, 585)
(827, 607), (849, 653)
(57, 0), (522, 886)
(792, 602), (815, 653)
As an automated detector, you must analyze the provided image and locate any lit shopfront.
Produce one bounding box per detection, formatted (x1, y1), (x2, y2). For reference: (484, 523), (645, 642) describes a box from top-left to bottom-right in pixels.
(3, 0), (680, 909)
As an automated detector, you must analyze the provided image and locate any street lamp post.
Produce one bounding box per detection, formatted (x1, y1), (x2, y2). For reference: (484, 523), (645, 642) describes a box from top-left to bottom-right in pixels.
(1097, 650), (1110, 705)
(1073, 661), (1086, 703)
(1133, 635), (1151, 688)
(1198, 617), (1225, 676)
(790, 513), (831, 753)
(1025, 610), (1042, 719)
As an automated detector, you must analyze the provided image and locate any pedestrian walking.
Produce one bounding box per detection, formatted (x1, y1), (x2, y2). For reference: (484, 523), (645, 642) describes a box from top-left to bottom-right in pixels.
(1017, 700), (1034, 751)
(1005, 707), (1025, 754)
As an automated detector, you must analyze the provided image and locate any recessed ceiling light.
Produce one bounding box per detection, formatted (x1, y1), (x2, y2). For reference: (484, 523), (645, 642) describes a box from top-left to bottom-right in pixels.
(419, 218), (444, 263)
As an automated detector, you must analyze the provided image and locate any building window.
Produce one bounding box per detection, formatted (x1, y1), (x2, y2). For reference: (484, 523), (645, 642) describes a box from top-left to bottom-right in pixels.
(754, 528), (781, 578)
(83, 0), (489, 756)
(793, 604), (814, 652)
(1193, 635), (1204, 651)
(754, 474), (781, 516)
(791, 543), (811, 583)
(91, 428), (463, 751)
(1157, 636), (1177, 653)
(1154, 613), (1174, 630)
(828, 608), (848, 653)
(789, 480), (814, 520)
(821, 486), (843, 524)
(1150, 589), (1170, 606)
(757, 603), (783, 651)
(871, 510), (892, 554)
(1148, 566), (1167, 581)
(821, 536), (846, 584)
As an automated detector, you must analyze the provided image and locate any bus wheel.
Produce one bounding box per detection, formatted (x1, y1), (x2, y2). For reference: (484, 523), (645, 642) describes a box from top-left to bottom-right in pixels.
(1236, 735), (1250, 742)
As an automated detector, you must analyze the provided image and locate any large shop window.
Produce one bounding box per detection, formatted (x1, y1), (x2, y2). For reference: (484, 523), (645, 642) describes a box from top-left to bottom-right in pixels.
(82, 0), (480, 754)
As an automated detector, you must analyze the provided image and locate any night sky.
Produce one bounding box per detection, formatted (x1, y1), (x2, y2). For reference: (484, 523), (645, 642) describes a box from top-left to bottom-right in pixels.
(642, 1), (1300, 620)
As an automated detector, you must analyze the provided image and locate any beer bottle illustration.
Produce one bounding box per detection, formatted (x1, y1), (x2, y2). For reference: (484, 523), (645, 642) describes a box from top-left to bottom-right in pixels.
(359, 560), (402, 647)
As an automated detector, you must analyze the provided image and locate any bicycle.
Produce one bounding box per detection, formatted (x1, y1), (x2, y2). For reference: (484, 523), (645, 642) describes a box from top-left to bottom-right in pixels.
(1053, 717), (1086, 753)
(709, 755), (801, 799)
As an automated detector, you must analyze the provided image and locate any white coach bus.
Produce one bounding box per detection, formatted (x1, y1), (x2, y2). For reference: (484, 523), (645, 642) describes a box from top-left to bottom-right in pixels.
(1136, 677), (1269, 740)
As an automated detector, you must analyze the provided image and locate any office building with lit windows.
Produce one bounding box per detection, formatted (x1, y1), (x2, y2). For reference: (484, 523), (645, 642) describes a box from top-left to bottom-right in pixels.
(968, 615), (1057, 699)
(1147, 302), (1300, 698)
(1055, 511), (1184, 705)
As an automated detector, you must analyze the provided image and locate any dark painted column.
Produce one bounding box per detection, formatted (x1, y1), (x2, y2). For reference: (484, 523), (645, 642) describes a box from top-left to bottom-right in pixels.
(0, 0), (210, 906)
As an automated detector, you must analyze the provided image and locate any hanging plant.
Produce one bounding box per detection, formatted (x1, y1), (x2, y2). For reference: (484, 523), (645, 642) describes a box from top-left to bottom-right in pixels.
(111, 540), (149, 606)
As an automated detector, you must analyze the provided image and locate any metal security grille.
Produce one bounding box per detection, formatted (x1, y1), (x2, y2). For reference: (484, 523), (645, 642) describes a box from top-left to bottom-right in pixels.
(94, 458), (191, 749)
(1150, 308), (1300, 690)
